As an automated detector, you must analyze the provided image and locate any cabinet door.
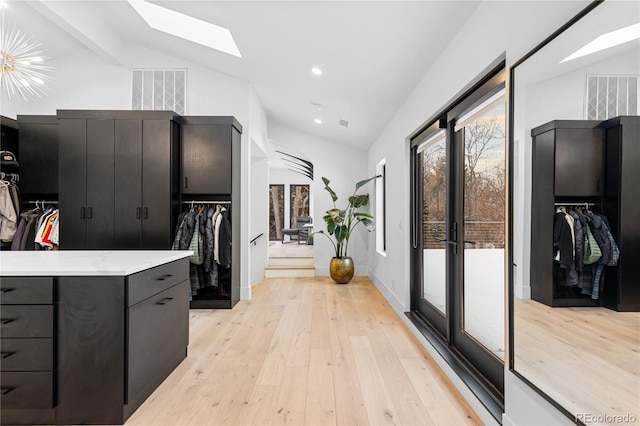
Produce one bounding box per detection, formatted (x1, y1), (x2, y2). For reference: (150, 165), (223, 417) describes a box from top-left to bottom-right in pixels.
(555, 128), (603, 197)
(86, 119), (115, 249)
(115, 120), (143, 249)
(19, 121), (58, 195)
(182, 124), (232, 194)
(142, 120), (173, 248)
(58, 119), (87, 249)
(127, 280), (188, 405)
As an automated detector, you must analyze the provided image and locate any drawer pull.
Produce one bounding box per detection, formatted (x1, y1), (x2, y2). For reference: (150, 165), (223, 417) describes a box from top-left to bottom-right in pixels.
(0, 387), (14, 395)
(157, 274), (173, 281)
(1, 319), (15, 325)
(0, 288), (14, 293)
(0, 351), (15, 359)
(156, 297), (174, 305)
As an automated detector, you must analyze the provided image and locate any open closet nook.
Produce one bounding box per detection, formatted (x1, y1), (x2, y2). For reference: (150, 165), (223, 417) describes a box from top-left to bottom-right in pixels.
(530, 116), (639, 311)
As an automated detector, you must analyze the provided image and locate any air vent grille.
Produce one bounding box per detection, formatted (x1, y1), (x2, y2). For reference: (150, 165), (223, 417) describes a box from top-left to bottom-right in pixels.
(339, 119), (349, 127)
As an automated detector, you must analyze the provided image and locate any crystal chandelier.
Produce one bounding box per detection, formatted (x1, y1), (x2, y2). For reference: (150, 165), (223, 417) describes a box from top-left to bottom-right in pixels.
(0, 3), (54, 101)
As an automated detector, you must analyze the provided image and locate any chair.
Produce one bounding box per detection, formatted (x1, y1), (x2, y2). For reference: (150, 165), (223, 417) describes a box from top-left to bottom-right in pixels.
(281, 216), (312, 244)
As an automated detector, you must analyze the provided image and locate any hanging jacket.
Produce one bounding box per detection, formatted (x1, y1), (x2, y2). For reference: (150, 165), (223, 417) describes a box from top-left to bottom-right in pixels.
(553, 211), (573, 268)
(217, 209), (232, 269)
(586, 213), (610, 266)
(568, 209), (585, 272)
(0, 182), (17, 240)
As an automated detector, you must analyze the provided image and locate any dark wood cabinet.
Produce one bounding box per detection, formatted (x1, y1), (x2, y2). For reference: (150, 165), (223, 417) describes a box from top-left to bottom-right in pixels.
(602, 116), (640, 312)
(181, 116), (241, 195)
(0, 257), (190, 425)
(530, 120), (603, 307)
(16, 115), (58, 197)
(58, 111), (180, 249)
(0, 277), (56, 424)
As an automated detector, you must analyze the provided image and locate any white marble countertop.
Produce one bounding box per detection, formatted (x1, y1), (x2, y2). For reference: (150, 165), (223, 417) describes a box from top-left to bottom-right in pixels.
(0, 251), (193, 276)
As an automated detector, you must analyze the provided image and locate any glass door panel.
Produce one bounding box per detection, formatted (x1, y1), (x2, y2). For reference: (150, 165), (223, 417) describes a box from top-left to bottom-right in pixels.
(421, 133), (448, 315)
(459, 93), (506, 361)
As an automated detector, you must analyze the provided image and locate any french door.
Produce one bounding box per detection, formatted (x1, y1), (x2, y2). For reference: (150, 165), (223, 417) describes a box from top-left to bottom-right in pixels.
(411, 78), (506, 394)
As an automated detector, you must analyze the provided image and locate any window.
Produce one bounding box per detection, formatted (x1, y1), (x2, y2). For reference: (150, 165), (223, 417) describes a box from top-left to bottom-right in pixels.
(132, 69), (187, 115)
(376, 159), (386, 254)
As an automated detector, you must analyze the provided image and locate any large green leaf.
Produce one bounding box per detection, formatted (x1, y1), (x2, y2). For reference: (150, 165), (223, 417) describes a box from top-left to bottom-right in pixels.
(354, 174), (381, 191)
(327, 208), (344, 223)
(358, 217), (375, 232)
(349, 194), (369, 208)
(334, 224), (348, 243)
(322, 176), (338, 202)
(353, 212), (373, 218)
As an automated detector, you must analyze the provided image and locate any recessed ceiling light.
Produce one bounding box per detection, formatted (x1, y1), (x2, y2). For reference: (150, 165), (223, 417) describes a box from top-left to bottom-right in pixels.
(314, 118), (322, 124)
(561, 22), (640, 63)
(126, 0), (242, 58)
(311, 67), (323, 76)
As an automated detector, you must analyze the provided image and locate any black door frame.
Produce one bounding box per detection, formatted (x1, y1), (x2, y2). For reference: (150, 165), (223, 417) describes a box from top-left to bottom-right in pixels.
(410, 61), (507, 404)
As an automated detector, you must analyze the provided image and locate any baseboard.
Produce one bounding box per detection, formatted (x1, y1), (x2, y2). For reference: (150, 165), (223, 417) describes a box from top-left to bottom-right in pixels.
(240, 285), (252, 300)
(514, 284), (531, 300)
(368, 270), (408, 312)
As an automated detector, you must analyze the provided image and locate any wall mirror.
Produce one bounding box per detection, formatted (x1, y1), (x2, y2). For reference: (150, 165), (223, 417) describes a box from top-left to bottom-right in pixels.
(511, 0), (639, 423)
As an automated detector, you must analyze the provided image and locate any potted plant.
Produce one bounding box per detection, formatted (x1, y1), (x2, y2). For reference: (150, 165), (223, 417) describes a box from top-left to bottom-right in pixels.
(312, 175), (380, 284)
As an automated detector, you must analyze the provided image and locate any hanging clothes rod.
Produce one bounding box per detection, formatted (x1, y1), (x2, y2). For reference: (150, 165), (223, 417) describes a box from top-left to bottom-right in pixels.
(554, 202), (595, 206)
(26, 200), (59, 204)
(181, 200), (231, 205)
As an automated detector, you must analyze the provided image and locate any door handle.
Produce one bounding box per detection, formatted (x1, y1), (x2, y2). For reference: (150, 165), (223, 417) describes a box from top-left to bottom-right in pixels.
(1, 352), (15, 359)
(156, 274), (173, 281)
(0, 387), (14, 396)
(1, 319), (15, 325)
(143, 207), (149, 219)
(81, 207), (86, 219)
(0, 288), (14, 293)
(136, 207), (141, 219)
(156, 297), (174, 305)
(185, 176), (188, 189)
(87, 207), (93, 219)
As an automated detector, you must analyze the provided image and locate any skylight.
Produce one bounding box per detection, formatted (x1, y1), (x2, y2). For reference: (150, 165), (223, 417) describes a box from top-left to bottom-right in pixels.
(126, 0), (242, 58)
(561, 22), (640, 63)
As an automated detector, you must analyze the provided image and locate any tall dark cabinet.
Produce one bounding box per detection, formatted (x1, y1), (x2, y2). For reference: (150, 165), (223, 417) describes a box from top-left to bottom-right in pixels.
(601, 116), (640, 312)
(181, 116), (242, 309)
(16, 116), (58, 198)
(58, 111), (180, 250)
(530, 120), (604, 307)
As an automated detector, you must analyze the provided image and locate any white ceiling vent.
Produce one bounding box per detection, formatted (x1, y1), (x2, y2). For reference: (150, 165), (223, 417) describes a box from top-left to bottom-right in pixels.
(339, 119), (349, 128)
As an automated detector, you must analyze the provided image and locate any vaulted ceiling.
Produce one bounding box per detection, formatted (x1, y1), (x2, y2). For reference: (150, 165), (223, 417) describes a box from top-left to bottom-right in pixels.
(6, 1), (480, 150)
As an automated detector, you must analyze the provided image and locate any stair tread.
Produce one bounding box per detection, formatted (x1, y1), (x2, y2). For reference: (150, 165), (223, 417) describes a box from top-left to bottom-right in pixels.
(265, 265), (315, 270)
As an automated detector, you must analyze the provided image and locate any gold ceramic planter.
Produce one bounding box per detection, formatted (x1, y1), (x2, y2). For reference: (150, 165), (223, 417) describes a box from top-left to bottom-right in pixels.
(329, 257), (354, 284)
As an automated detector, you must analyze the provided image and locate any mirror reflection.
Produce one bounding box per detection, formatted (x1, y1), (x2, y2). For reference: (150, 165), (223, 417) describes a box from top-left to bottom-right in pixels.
(512, 1), (640, 423)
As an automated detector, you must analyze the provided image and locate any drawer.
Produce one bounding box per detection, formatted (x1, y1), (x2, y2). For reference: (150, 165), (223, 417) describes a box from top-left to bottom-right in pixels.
(128, 258), (188, 307)
(0, 371), (53, 409)
(127, 280), (189, 402)
(0, 306), (53, 338)
(1, 338), (53, 371)
(0, 277), (54, 304)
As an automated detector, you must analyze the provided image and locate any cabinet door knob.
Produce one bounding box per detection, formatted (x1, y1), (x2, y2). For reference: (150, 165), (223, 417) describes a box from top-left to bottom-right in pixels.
(0, 387), (15, 395)
(0, 351), (15, 359)
(87, 207), (93, 219)
(0, 288), (14, 293)
(156, 297), (174, 305)
(81, 207), (86, 219)
(143, 207), (149, 219)
(157, 274), (173, 281)
(0, 319), (15, 325)
(136, 207), (141, 219)
(185, 176), (188, 189)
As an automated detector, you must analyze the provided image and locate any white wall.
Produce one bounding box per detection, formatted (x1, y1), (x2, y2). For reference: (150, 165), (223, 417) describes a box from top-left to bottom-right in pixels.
(269, 121), (369, 275)
(1, 41), (269, 301)
(365, 0), (592, 423)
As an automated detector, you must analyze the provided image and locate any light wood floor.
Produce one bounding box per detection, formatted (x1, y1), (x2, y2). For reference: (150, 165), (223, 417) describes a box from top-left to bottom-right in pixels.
(514, 299), (640, 424)
(125, 277), (481, 425)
